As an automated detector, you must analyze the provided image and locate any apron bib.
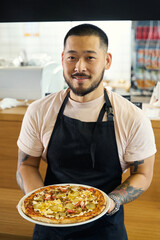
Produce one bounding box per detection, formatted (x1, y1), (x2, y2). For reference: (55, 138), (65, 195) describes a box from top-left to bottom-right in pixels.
(33, 90), (128, 240)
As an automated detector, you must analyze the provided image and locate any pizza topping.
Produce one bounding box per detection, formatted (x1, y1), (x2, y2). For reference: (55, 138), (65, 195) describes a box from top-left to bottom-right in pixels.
(66, 209), (76, 213)
(51, 195), (57, 200)
(86, 203), (96, 210)
(59, 187), (68, 193)
(65, 203), (75, 210)
(31, 186), (100, 219)
(80, 201), (85, 209)
(22, 185), (107, 223)
(33, 195), (43, 201)
(44, 194), (52, 200)
(75, 201), (81, 207)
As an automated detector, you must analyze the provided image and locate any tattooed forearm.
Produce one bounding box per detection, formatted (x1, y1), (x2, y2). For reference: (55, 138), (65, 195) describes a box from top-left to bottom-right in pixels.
(111, 180), (144, 205)
(130, 160), (144, 172)
(16, 152), (30, 194)
(16, 150), (43, 195)
(16, 171), (25, 194)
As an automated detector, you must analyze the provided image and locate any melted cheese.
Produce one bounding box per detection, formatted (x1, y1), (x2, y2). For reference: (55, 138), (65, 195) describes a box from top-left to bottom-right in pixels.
(32, 186), (98, 219)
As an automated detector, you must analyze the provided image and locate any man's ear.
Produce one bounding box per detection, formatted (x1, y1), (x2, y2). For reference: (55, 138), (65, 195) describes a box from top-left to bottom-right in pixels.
(105, 53), (112, 70)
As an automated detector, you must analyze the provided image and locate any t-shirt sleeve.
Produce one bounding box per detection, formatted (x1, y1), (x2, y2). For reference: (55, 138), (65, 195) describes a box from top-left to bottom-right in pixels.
(17, 104), (43, 157)
(124, 116), (156, 162)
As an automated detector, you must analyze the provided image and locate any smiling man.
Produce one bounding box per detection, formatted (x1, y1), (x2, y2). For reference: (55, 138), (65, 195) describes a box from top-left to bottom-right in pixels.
(17, 24), (156, 240)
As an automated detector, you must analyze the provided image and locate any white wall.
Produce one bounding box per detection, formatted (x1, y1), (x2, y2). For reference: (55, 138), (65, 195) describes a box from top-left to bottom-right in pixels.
(0, 21), (131, 82)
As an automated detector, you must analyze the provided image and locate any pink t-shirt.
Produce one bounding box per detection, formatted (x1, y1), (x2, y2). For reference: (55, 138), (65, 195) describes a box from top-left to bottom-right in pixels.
(17, 88), (156, 172)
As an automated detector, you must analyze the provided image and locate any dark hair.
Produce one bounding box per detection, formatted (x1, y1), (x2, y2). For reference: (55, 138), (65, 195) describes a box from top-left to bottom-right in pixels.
(64, 24), (108, 50)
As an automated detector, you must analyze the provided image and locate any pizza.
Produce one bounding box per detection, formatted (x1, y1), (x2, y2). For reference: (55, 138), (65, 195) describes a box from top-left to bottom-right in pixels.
(21, 184), (107, 224)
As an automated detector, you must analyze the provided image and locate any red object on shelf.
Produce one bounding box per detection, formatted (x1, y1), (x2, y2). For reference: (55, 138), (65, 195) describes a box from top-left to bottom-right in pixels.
(148, 27), (153, 40)
(136, 26), (143, 39)
(142, 26), (149, 40)
(153, 26), (159, 40)
(158, 26), (160, 40)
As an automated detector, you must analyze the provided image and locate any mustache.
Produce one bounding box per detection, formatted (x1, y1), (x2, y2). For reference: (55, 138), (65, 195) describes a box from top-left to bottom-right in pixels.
(71, 73), (91, 78)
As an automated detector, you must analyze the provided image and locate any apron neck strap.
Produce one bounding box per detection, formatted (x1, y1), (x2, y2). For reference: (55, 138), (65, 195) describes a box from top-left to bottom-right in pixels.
(97, 90), (114, 122)
(57, 91), (70, 119)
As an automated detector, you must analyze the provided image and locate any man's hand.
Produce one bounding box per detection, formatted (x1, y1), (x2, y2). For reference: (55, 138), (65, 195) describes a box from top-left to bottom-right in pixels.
(107, 198), (116, 214)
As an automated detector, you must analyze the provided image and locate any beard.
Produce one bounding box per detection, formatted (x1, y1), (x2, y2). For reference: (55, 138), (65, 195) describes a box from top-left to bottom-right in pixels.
(63, 69), (105, 96)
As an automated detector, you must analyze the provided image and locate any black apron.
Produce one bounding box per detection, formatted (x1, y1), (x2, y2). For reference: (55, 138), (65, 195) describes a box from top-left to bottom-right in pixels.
(33, 90), (128, 240)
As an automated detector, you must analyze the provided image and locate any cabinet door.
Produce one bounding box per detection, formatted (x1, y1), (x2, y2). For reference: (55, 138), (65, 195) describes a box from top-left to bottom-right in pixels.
(0, 120), (47, 189)
(0, 120), (21, 189)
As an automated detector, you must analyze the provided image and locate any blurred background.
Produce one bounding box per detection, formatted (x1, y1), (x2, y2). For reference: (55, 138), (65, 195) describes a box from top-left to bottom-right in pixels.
(0, 20), (159, 101)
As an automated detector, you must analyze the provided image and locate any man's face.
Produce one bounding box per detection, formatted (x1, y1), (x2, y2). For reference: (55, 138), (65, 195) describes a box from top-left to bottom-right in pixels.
(62, 35), (112, 96)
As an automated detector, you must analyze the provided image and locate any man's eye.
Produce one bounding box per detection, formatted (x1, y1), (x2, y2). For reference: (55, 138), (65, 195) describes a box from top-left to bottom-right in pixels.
(68, 56), (76, 60)
(87, 56), (95, 60)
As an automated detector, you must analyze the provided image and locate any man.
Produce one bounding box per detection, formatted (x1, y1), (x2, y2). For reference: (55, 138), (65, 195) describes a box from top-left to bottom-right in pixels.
(17, 24), (156, 240)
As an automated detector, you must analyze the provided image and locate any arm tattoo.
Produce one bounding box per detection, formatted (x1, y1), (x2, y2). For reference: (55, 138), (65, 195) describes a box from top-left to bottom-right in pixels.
(130, 160), (144, 172)
(16, 171), (25, 194)
(111, 180), (144, 205)
(17, 153), (29, 168)
(16, 153), (30, 194)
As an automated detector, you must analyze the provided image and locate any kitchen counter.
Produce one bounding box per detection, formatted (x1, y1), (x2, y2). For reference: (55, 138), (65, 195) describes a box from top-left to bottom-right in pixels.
(0, 106), (27, 121)
(0, 105), (160, 239)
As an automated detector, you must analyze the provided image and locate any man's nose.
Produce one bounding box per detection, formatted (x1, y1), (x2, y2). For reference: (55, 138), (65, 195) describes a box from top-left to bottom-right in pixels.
(74, 59), (87, 72)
